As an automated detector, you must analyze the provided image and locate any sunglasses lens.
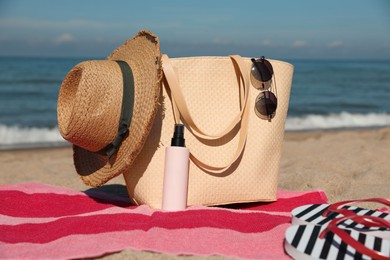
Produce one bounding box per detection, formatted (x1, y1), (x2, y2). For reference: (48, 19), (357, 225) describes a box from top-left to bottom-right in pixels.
(250, 59), (274, 90)
(254, 91), (277, 120)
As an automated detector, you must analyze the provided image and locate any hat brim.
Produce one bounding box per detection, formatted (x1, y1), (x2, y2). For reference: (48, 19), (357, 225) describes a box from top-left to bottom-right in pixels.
(73, 30), (162, 187)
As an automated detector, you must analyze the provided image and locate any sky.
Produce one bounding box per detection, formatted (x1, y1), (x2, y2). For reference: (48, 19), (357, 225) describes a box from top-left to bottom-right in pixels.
(0, 0), (390, 59)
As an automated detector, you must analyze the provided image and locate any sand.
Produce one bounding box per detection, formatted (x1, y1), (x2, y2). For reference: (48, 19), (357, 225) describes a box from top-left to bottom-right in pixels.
(1, 127), (389, 259)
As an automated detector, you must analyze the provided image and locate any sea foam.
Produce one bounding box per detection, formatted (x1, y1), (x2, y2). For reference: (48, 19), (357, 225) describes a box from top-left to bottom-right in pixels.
(285, 112), (390, 131)
(1, 112), (390, 149)
(0, 125), (67, 149)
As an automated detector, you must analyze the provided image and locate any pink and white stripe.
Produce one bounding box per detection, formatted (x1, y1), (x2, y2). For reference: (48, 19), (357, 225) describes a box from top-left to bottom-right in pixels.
(0, 183), (327, 259)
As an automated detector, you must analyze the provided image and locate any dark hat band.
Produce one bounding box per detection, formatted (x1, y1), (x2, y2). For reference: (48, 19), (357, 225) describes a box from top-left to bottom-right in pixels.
(102, 60), (134, 158)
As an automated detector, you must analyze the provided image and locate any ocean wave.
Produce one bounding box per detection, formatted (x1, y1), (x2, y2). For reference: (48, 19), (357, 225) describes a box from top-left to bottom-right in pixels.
(1, 112), (390, 149)
(285, 112), (390, 131)
(0, 125), (67, 149)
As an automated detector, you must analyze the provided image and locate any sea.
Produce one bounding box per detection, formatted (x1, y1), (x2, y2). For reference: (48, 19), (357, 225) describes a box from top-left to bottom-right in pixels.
(0, 56), (389, 149)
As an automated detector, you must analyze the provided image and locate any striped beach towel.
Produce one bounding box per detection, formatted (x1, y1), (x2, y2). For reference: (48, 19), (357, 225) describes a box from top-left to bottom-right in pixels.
(0, 183), (327, 259)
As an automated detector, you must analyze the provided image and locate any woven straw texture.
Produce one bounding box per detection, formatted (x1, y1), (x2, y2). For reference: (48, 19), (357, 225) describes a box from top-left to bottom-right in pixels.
(58, 61), (123, 152)
(123, 56), (293, 208)
(58, 30), (161, 187)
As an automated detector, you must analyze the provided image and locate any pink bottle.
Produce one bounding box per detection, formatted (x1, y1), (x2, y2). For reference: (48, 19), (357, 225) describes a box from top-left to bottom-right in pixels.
(162, 124), (190, 211)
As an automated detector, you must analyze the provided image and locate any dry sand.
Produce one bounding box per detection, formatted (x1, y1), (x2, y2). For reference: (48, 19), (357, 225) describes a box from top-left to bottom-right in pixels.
(1, 127), (389, 259)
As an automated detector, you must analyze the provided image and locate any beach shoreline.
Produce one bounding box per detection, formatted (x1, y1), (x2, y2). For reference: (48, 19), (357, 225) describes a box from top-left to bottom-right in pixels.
(1, 127), (389, 202)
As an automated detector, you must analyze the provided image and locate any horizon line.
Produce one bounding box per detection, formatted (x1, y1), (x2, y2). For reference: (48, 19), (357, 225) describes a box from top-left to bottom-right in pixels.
(1, 54), (390, 62)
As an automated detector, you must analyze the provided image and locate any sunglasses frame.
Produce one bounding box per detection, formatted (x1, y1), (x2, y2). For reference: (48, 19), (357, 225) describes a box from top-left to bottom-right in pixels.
(250, 57), (278, 121)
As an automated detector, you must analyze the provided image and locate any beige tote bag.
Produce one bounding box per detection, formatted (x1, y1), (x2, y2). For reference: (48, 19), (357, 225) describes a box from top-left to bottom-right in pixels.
(123, 55), (294, 208)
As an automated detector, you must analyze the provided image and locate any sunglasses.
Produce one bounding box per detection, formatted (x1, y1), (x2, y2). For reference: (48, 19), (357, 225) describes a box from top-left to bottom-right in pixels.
(250, 57), (277, 121)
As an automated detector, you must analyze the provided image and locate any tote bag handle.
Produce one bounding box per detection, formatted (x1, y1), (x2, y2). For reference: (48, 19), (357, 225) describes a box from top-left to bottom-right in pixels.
(162, 54), (251, 173)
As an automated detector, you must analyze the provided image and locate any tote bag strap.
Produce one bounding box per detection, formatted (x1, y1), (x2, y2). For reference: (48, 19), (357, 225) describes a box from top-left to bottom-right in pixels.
(162, 54), (251, 173)
(161, 54), (249, 140)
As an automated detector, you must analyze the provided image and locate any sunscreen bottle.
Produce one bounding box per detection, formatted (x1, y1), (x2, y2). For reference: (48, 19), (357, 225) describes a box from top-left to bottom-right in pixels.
(162, 124), (190, 211)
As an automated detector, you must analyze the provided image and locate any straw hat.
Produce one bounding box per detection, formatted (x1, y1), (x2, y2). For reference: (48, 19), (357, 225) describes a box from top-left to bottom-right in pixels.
(57, 30), (161, 187)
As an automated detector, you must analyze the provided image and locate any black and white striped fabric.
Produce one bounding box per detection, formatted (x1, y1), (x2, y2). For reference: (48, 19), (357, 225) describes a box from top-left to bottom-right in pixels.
(285, 224), (390, 260)
(292, 204), (390, 238)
